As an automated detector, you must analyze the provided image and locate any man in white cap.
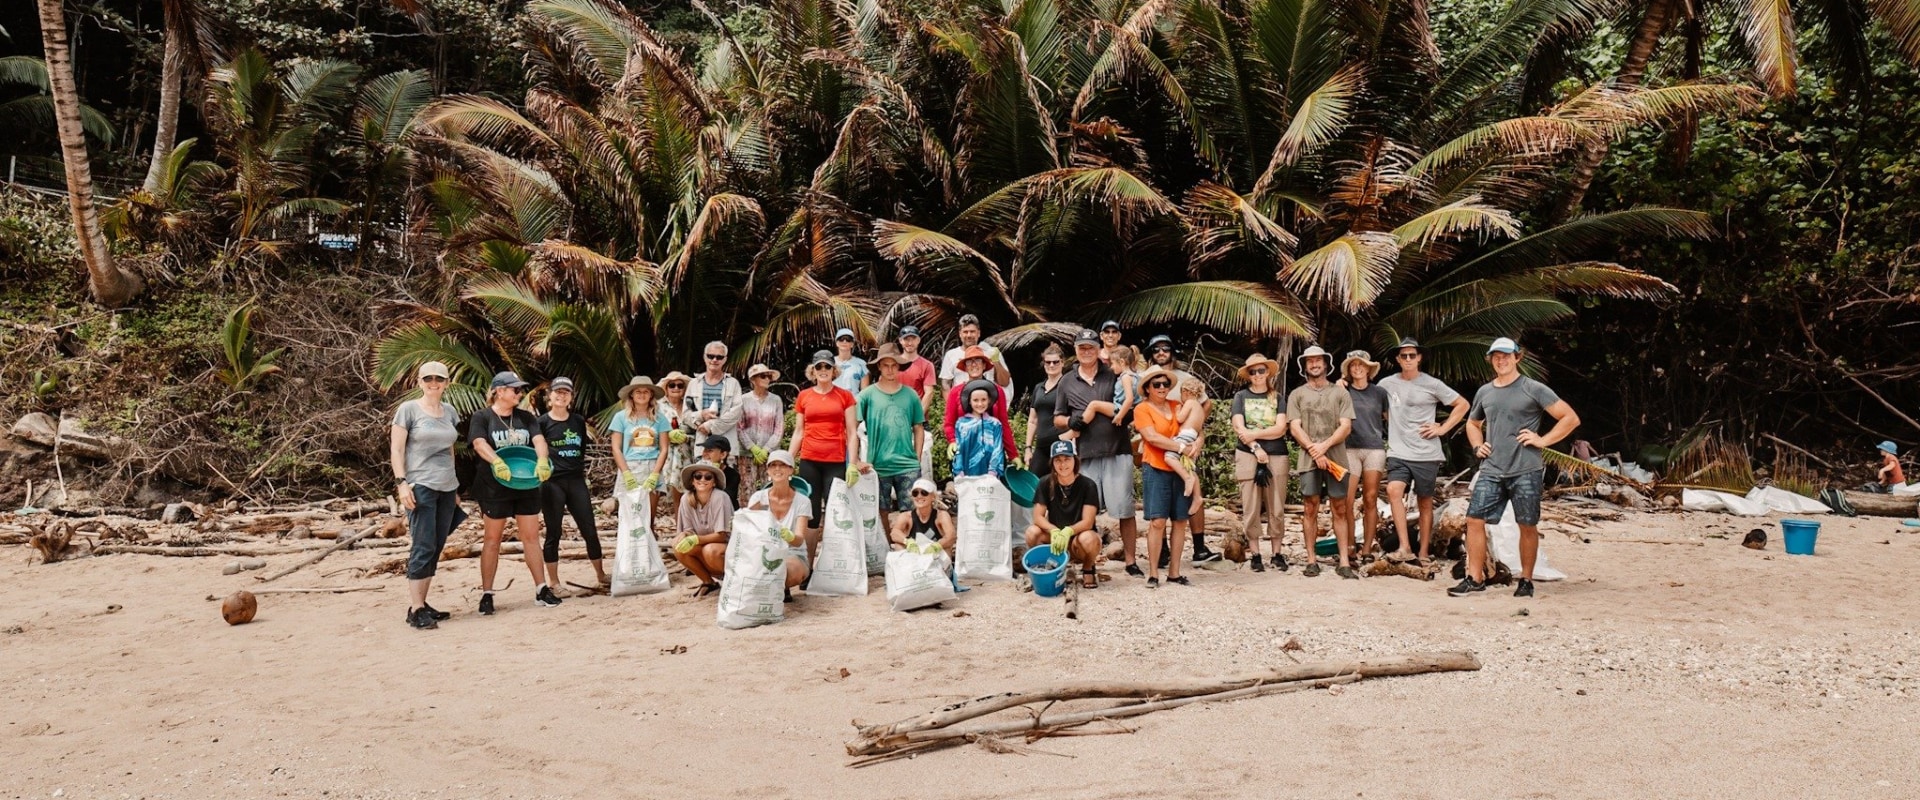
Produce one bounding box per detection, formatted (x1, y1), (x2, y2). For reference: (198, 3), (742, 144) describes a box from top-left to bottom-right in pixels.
(1055, 329), (1143, 575)
(1288, 345), (1357, 579)
(1377, 337), (1468, 562)
(1450, 337), (1580, 599)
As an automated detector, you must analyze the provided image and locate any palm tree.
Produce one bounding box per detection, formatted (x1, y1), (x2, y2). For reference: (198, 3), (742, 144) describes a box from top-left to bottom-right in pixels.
(144, 0), (219, 194)
(34, 0), (144, 307)
(202, 48), (359, 262)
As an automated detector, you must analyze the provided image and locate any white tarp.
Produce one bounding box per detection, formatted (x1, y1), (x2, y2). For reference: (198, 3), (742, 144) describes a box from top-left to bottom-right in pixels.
(1892, 482), (1920, 496)
(1745, 485), (1830, 514)
(806, 479), (869, 596)
(716, 509), (786, 629)
(1682, 488), (1770, 516)
(953, 475), (1013, 582)
(1485, 502), (1566, 581)
(885, 538), (956, 612)
(610, 485), (670, 596)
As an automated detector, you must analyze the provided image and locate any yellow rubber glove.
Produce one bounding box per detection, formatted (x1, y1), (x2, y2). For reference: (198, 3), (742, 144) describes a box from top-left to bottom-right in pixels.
(777, 526), (798, 544)
(845, 463), (861, 486)
(1050, 527), (1071, 554)
(491, 459), (513, 482)
(946, 442), (960, 461)
(640, 473), (660, 491)
(674, 535), (699, 554)
(668, 429), (688, 445)
(535, 458), (552, 482)
(750, 446), (768, 464)
(619, 470), (641, 493)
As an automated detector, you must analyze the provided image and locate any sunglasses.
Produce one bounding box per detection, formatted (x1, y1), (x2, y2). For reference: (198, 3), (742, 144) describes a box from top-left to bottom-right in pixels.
(1151, 347), (1172, 354)
(1247, 368), (1268, 376)
(911, 490), (932, 497)
(1397, 353), (1420, 360)
(1147, 380), (1172, 389)
(421, 376), (448, 384)
(753, 374), (772, 380)
(706, 354), (726, 361)
(1043, 359), (1062, 366)
(691, 473), (716, 482)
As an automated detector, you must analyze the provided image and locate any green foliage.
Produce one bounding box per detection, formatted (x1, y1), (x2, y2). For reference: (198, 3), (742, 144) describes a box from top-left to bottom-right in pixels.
(216, 302), (286, 392)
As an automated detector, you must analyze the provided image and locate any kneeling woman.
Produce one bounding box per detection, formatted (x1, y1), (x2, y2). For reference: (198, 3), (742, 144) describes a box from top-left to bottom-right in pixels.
(671, 462), (733, 598)
(889, 477), (966, 592)
(1022, 440), (1103, 589)
(746, 450), (811, 595)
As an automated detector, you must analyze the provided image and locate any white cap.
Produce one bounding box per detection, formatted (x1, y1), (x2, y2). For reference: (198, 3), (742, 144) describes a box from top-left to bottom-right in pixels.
(417, 361), (450, 380)
(766, 449), (796, 467)
(1486, 337), (1520, 355)
(911, 478), (939, 495)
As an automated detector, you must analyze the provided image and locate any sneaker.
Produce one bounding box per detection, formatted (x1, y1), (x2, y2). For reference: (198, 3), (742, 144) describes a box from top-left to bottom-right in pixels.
(1302, 562), (1321, 578)
(1250, 555), (1266, 573)
(1273, 553), (1289, 572)
(478, 593), (495, 615)
(407, 607), (438, 630)
(421, 603), (451, 621)
(1168, 575), (1190, 586)
(1335, 565), (1359, 580)
(1125, 563), (1145, 578)
(535, 585), (563, 607)
(1513, 579), (1534, 598)
(1192, 548), (1222, 564)
(1447, 578), (1486, 597)
(1146, 577), (1160, 589)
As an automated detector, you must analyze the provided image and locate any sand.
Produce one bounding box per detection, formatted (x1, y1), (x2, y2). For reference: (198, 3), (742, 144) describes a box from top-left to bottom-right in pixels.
(4, 506), (1919, 799)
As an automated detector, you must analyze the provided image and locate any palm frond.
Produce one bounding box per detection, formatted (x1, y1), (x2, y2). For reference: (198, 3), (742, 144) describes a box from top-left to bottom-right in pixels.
(1183, 181), (1299, 272)
(1101, 280), (1315, 339)
(1739, 0), (1799, 97)
(1391, 196), (1521, 251)
(1872, 0), (1920, 65)
(1282, 231), (1400, 312)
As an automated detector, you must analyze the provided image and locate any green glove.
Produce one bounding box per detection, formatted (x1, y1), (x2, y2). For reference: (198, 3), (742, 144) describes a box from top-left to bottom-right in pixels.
(1050, 527), (1071, 554)
(674, 534), (699, 554)
(777, 526), (798, 544)
(620, 470), (641, 493)
(491, 459), (512, 482)
(668, 429), (688, 445)
(640, 473), (660, 491)
(750, 446), (768, 464)
(946, 442), (960, 461)
(535, 458), (552, 482)
(846, 463), (861, 486)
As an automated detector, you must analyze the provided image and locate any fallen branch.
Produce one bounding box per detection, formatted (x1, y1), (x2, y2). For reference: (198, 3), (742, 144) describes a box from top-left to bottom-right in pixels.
(248, 585), (387, 594)
(257, 522), (381, 582)
(92, 543), (336, 557)
(848, 651), (1479, 756)
(1064, 566), (1080, 620)
(1589, 537), (1704, 547)
(1761, 433), (1837, 471)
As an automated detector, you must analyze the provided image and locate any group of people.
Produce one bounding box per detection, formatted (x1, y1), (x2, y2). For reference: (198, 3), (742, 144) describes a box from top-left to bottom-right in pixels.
(388, 320), (1580, 629)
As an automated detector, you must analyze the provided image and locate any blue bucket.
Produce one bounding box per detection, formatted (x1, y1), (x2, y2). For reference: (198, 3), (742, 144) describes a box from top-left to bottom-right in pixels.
(1023, 546), (1069, 597)
(1781, 519), (1820, 555)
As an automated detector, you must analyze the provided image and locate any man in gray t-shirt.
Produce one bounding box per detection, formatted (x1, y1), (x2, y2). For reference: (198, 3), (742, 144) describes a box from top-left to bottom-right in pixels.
(1377, 338), (1468, 562)
(1451, 337), (1579, 600)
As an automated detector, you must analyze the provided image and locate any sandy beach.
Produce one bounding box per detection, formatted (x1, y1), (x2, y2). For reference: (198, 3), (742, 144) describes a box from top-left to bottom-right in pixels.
(4, 507), (1918, 799)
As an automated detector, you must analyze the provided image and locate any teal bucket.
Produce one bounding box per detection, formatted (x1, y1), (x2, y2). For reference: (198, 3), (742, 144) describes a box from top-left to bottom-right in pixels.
(1781, 519), (1820, 555)
(493, 445), (543, 490)
(1002, 466), (1039, 508)
(1023, 546), (1069, 597)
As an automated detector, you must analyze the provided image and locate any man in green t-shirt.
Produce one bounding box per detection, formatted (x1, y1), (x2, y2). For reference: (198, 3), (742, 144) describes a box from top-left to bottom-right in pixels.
(858, 343), (927, 529)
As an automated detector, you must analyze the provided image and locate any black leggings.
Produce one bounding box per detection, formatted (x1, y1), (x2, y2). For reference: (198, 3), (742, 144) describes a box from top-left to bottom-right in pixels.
(796, 458), (845, 522)
(541, 474), (602, 562)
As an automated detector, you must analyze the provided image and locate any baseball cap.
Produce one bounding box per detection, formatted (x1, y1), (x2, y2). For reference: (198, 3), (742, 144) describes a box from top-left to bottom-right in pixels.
(898, 325), (921, 339)
(1050, 440), (1078, 459)
(1395, 337), (1422, 352)
(1073, 329), (1100, 346)
(834, 327), (855, 341)
(810, 349), (836, 367)
(702, 436), (731, 453)
(1100, 320), (1121, 332)
(766, 449), (796, 467)
(911, 478), (939, 496)
(550, 376), (575, 392)
(1486, 337), (1520, 355)
(490, 371), (530, 390)
(416, 361), (450, 381)
(1146, 334), (1173, 350)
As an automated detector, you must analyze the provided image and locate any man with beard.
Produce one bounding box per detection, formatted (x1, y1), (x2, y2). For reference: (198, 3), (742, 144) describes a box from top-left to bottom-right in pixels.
(1288, 346), (1358, 579)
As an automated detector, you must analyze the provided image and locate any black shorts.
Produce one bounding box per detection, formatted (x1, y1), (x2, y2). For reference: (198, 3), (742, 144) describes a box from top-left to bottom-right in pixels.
(479, 488), (541, 520)
(1385, 458), (1442, 497)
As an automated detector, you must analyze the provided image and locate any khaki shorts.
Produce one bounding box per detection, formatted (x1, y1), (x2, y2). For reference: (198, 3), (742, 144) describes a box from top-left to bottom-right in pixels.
(1347, 448), (1386, 474)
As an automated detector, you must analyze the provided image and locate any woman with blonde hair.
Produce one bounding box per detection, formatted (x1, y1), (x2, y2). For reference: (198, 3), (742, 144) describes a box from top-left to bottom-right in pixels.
(610, 376), (671, 507)
(470, 371), (560, 614)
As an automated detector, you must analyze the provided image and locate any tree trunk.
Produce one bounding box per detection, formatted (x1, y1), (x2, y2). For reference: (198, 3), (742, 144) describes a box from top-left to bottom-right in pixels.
(143, 29), (184, 193)
(1554, 0), (1674, 222)
(36, 0), (145, 307)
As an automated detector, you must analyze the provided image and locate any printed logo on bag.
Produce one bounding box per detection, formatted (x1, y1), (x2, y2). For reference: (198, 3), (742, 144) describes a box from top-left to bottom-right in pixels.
(973, 508), (995, 523)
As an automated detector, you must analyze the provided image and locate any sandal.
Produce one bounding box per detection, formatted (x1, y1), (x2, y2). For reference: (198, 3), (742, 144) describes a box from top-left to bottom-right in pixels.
(692, 582), (719, 598)
(1081, 574), (1098, 589)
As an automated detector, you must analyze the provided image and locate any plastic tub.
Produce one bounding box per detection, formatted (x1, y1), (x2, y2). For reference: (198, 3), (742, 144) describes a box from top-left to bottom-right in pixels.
(1023, 546), (1069, 597)
(492, 445), (543, 490)
(1002, 466), (1039, 508)
(1781, 519), (1820, 555)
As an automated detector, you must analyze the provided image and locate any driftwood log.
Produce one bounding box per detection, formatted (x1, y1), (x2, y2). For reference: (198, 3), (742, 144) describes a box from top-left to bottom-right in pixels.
(847, 651), (1480, 758)
(257, 522), (382, 582)
(1842, 491), (1920, 518)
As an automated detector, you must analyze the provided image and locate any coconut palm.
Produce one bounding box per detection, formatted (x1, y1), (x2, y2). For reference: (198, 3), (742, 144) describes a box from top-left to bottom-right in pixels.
(202, 48), (360, 262)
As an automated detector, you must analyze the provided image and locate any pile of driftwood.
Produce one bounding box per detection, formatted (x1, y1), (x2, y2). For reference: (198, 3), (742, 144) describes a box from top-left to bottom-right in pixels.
(844, 651), (1480, 764)
(8, 499), (410, 582)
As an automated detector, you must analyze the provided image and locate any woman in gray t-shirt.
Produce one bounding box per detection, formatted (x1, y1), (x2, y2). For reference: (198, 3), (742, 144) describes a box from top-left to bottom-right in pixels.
(389, 361), (467, 630)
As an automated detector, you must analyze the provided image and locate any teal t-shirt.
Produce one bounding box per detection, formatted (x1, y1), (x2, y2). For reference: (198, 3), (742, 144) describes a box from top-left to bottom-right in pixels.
(856, 384), (925, 477)
(610, 409), (670, 465)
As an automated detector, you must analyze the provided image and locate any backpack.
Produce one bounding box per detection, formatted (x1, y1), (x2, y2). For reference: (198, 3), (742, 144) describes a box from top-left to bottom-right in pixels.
(1819, 487), (1857, 517)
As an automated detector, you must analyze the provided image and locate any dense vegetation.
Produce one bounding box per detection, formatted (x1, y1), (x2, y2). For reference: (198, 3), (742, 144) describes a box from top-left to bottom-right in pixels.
(2, 0), (1917, 499)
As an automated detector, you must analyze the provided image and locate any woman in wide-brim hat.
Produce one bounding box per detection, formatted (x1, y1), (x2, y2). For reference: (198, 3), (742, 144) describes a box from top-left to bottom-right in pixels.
(657, 371), (698, 512)
(611, 376), (670, 506)
(670, 461), (734, 597)
(736, 364), (785, 496)
(1231, 352), (1289, 572)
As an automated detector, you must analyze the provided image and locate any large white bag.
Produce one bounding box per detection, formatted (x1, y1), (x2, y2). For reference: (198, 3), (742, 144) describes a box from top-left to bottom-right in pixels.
(850, 473), (888, 575)
(1681, 488), (1769, 516)
(953, 475), (1013, 582)
(610, 485), (670, 596)
(1746, 485), (1830, 514)
(807, 479), (869, 597)
(1488, 502), (1565, 581)
(885, 539), (956, 612)
(717, 509), (786, 629)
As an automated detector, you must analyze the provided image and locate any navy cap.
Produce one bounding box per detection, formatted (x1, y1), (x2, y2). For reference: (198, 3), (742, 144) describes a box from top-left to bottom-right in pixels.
(549, 376), (575, 392)
(702, 436), (732, 453)
(490, 371), (530, 390)
(1100, 320), (1121, 332)
(1050, 440), (1078, 459)
(1073, 329), (1100, 345)
(898, 325), (921, 339)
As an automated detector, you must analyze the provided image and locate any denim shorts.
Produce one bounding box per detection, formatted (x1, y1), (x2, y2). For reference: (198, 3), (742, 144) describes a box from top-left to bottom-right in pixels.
(876, 471), (918, 512)
(1467, 469), (1544, 526)
(1141, 465), (1191, 522)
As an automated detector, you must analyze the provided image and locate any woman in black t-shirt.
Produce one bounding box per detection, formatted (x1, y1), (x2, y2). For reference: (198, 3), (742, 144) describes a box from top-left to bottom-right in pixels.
(537, 377), (604, 593)
(1025, 344), (1068, 475)
(1021, 441), (1103, 589)
(470, 371), (562, 614)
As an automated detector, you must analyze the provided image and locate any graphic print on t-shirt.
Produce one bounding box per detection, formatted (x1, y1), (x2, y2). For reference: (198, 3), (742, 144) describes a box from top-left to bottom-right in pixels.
(1241, 396), (1278, 430)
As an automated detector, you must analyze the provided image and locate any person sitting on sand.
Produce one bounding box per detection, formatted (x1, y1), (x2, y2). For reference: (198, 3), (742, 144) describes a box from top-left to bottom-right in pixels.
(746, 450), (812, 597)
(671, 462), (733, 598)
(890, 477), (966, 592)
(1022, 441), (1102, 589)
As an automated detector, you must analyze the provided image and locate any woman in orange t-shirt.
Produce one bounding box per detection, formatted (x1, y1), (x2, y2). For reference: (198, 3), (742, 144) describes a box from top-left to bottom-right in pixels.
(789, 349), (862, 528)
(1133, 367), (1192, 588)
